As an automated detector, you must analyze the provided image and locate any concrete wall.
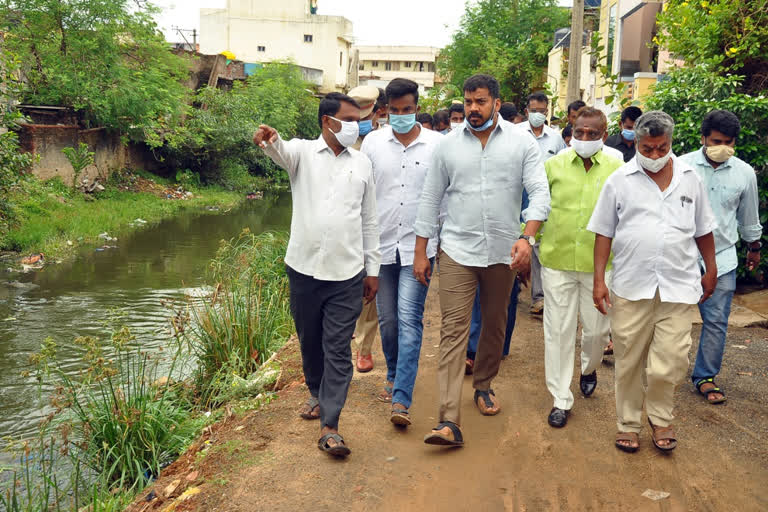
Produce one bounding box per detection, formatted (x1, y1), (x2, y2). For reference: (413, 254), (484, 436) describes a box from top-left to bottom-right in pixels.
(18, 125), (155, 186)
(200, 1), (354, 93)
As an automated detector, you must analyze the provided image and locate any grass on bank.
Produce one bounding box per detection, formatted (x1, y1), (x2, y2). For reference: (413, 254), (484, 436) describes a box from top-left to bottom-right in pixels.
(1, 231), (292, 512)
(0, 170), (256, 260)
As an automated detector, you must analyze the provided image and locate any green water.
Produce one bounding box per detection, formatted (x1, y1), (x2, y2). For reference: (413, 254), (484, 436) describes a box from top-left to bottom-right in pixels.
(0, 193), (292, 439)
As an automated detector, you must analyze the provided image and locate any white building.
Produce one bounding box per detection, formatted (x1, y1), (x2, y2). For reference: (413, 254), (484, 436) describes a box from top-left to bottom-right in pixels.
(199, 0), (356, 93)
(356, 46), (440, 91)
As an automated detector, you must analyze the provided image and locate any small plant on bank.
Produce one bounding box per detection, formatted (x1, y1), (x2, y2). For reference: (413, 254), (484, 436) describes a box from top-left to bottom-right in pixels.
(61, 143), (95, 192)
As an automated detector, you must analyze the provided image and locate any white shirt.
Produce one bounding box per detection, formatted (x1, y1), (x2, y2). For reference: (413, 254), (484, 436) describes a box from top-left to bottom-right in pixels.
(262, 135), (381, 281)
(587, 155), (717, 304)
(558, 145), (625, 161)
(360, 125), (442, 265)
(520, 121), (567, 162)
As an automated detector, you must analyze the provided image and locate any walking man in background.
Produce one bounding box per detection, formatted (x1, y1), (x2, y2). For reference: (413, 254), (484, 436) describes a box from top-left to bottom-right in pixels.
(522, 92), (566, 315)
(448, 103), (465, 130)
(255, 92), (381, 457)
(680, 110), (762, 404)
(361, 78), (443, 426)
(348, 85), (385, 373)
(605, 106), (642, 163)
(539, 107), (623, 428)
(414, 74), (550, 446)
(589, 111), (717, 453)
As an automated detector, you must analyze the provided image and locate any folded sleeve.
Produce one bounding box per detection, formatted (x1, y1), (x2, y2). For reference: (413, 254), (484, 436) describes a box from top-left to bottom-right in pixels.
(587, 178), (619, 238)
(737, 166), (763, 242)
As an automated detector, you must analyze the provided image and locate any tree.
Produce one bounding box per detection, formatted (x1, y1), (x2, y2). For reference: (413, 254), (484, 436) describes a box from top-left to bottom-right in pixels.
(438, 0), (570, 106)
(0, 0), (189, 142)
(163, 63), (320, 188)
(655, 0), (768, 93)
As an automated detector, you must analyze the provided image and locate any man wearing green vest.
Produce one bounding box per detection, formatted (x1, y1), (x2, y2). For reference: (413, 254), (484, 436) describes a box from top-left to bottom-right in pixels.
(539, 107), (623, 428)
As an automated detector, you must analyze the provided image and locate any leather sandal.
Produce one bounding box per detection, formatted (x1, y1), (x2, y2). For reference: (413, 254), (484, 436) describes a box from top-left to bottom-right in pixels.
(648, 418), (677, 452)
(423, 421), (464, 446)
(615, 432), (639, 453)
(474, 389), (500, 416)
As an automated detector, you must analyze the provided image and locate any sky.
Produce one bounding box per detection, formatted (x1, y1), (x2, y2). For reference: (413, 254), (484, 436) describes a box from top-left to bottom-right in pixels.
(152, 0), (480, 49)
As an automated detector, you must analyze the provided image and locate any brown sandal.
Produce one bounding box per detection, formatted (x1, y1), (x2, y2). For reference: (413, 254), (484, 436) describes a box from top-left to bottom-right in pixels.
(648, 419), (677, 451)
(376, 383), (393, 403)
(615, 432), (639, 453)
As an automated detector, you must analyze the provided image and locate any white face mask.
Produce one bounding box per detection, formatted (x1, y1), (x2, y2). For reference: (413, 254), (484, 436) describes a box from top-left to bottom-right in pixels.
(450, 122), (462, 131)
(377, 118), (387, 128)
(571, 137), (604, 158)
(636, 149), (672, 173)
(328, 116), (359, 147)
(528, 112), (547, 128)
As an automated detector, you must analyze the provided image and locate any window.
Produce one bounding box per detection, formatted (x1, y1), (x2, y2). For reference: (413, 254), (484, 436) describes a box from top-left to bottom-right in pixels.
(385, 62), (392, 71)
(607, 5), (617, 75)
(428, 63), (435, 72)
(405, 61), (411, 67)
(359, 63), (364, 70)
(372, 61), (378, 67)
(418, 62), (424, 71)
(304, 34), (313, 43)
(257, 46), (266, 52)
(339, 52), (343, 66)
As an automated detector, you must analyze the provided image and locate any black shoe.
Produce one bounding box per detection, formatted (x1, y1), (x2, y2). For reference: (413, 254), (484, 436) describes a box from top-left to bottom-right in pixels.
(580, 371), (597, 397)
(547, 407), (569, 428)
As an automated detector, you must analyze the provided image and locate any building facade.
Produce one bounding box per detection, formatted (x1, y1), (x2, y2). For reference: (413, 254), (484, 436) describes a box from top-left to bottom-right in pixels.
(199, 0), (356, 93)
(355, 46), (440, 91)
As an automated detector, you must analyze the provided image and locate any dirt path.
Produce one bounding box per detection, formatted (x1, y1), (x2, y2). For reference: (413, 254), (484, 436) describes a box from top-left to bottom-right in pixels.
(130, 275), (768, 512)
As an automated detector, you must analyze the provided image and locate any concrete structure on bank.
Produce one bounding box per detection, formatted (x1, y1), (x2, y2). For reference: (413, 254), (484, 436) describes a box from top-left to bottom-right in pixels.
(356, 45), (439, 91)
(199, 0), (356, 93)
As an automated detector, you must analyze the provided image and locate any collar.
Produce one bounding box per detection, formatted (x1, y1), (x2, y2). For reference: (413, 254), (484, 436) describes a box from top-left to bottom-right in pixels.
(315, 135), (348, 155)
(461, 114), (505, 137)
(523, 121), (552, 139)
(387, 124), (427, 147)
(694, 145), (733, 170)
(567, 147), (609, 165)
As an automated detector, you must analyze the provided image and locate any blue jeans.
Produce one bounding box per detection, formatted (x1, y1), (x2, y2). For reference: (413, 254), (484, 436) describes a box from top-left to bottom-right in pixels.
(691, 270), (736, 386)
(376, 253), (434, 409)
(467, 277), (520, 360)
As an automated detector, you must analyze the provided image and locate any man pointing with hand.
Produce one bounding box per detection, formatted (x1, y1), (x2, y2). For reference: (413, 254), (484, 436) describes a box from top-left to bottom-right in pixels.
(413, 74), (550, 447)
(254, 92), (381, 458)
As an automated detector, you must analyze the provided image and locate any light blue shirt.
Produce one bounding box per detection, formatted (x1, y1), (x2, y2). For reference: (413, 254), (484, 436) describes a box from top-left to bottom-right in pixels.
(680, 148), (762, 277)
(414, 119), (551, 267)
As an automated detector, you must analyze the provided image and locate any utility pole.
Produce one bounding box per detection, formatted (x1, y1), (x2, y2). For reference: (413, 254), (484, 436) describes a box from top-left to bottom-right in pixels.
(566, 0), (584, 105)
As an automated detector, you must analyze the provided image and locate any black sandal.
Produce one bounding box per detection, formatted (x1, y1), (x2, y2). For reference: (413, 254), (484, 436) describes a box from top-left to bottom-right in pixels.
(390, 405), (411, 426)
(696, 378), (727, 404)
(317, 432), (351, 457)
(299, 396), (320, 420)
(424, 421), (464, 446)
(474, 389), (500, 416)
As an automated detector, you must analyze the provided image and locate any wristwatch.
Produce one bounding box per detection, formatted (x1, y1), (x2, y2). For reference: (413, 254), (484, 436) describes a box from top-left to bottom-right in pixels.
(748, 241), (762, 253)
(519, 235), (536, 247)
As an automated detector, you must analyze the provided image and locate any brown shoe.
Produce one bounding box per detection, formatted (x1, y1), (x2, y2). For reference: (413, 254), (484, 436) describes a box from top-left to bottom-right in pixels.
(356, 352), (374, 372)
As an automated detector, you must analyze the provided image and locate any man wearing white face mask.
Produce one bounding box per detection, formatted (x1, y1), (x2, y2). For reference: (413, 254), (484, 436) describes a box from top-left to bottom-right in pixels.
(680, 110), (762, 406)
(254, 92), (381, 458)
(588, 110), (718, 453)
(539, 107), (623, 428)
(522, 92), (566, 315)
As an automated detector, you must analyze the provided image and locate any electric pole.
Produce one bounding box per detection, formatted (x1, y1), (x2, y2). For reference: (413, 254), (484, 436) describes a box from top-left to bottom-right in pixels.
(566, 0), (584, 105)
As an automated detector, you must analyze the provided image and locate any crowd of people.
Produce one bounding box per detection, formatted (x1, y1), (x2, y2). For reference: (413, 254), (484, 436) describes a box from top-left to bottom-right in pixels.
(253, 73), (762, 458)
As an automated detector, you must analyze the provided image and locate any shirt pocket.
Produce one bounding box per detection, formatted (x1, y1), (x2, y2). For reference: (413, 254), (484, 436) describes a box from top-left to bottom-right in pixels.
(720, 183), (741, 210)
(336, 169), (366, 209)
(669, 194), (696, 233)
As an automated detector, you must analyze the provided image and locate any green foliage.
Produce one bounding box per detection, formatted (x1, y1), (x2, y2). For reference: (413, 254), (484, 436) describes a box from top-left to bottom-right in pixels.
(656, 0), (768, 93)
(419, 84), (462, 114)
(645, 67), (768, 278)
(589, 32), (631, 112)
(163, 63), (320, 188)
(438, 0), (570, 106)
(61, 142), (94, 190)
(0, 0), (189, 139)
(0, 114), (34, 236)
(182, 230), (292, 407)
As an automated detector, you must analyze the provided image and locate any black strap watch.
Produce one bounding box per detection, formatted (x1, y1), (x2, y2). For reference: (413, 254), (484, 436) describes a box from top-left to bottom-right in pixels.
(519, 235), (536, 247)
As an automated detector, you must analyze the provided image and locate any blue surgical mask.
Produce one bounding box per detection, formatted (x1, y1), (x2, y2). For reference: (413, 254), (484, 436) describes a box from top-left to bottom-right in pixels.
(358, 119), (373, 137)
(621, 128), (635, 141)
(389, 113), (417, 134)
(465, 112), (496, 132)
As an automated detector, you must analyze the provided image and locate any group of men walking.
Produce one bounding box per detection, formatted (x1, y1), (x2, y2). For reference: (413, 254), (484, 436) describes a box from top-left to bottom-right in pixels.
(254, 72), (761, 458)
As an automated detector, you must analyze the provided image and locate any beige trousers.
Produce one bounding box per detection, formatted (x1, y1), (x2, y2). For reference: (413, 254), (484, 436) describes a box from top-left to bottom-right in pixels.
(436, 250), (516, 425)
(352, 299), (378, 356)
(611, 291), (694, 433)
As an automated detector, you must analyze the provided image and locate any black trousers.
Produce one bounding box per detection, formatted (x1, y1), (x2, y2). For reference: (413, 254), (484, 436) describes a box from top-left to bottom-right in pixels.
(286, 265), (364, 430)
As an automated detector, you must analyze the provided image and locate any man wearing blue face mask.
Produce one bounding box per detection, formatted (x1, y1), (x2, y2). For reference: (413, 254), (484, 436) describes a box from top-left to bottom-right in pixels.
(360, 78), (443, 427)
(606, 106), (642, 163)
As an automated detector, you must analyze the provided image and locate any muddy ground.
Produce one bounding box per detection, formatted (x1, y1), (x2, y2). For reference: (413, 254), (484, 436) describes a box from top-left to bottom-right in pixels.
(129, 274), (768, 512)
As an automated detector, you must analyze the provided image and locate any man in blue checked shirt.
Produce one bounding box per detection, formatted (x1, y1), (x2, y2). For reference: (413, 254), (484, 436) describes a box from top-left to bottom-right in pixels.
(680, 110), (762, 405)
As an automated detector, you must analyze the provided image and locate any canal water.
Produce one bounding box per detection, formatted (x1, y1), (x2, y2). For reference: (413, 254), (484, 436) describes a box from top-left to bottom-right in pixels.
(0, 193), (292, 440)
